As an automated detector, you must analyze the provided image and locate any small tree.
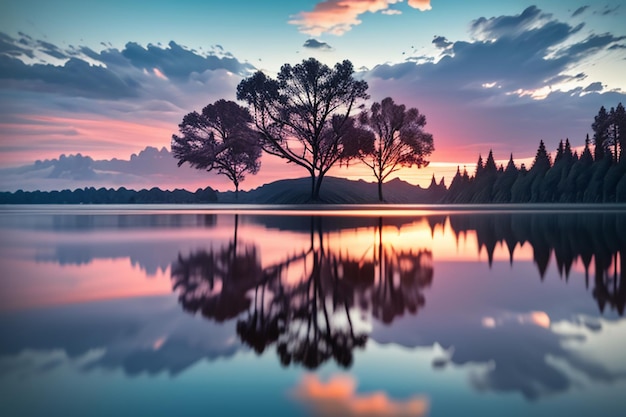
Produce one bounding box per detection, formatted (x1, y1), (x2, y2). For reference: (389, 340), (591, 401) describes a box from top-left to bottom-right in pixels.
(172, 99), (261, 198)
(351, 97), (433, 201)
(237, 58), (369, 201)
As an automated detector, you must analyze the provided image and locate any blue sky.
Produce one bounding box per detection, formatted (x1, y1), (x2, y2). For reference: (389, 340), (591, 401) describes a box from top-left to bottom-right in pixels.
(1, 0), (625, 190)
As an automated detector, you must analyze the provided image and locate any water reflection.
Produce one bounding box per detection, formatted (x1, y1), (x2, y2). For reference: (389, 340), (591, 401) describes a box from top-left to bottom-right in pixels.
(2, 208), (626, 415)
(172, 216), (433, 369)
(447, 213), (625, 315)
(171, 212), (624, 370)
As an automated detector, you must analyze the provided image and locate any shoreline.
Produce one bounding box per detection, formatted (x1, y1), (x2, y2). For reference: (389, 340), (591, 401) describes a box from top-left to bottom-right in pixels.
(1, 203), (625, 216)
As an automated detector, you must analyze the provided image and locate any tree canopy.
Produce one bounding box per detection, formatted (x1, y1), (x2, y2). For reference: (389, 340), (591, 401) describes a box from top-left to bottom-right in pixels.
(237, 58), (369, 201)
(171, 99), (261, 196)
(350, 97), (434, 201)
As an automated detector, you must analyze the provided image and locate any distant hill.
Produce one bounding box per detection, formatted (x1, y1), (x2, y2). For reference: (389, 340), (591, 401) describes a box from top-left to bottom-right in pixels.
(217, 176), (445, 204)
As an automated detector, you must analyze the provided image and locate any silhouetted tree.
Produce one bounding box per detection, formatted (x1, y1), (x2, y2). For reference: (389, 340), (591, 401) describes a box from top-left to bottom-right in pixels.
(484, 149), (497, 174)
(350, 97), (434, 201)
(172, 99), (261, 198)
(608, 103), (626, 162)
(493, 154), (518, 202)
(528, 140), (552, 202)
(237, 58), (369, 201)
(592, 105), (610, 161)
(471, 150), (498, 203)
(555, 139), (576, 201)
(475, 154), (484, 178)
(531, 140), (552, 173)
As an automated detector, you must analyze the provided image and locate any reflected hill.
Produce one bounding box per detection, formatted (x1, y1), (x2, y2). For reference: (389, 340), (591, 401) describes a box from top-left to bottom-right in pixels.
(171, 216), (433, 369)
(448, 212), (625, 315)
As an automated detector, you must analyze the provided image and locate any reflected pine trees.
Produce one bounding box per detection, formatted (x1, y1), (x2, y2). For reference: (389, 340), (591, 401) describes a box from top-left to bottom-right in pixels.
(449, 212), (625, 315)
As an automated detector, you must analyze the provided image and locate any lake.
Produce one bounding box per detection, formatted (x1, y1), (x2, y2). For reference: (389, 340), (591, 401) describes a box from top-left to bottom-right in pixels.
(0, 205), (624, 417)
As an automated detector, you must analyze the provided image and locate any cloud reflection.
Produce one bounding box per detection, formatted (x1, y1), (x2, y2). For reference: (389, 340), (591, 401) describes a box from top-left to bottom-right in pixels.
(293, 374), (428, 417)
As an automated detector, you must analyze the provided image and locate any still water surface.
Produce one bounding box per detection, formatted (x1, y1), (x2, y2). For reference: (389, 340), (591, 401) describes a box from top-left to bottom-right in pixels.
(0, 205), (624, 416)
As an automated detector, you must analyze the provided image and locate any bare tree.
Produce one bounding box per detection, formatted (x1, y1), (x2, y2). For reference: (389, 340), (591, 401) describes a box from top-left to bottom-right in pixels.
(351, 97), (434, 201)
(172, 99), (261, 198)
(236, 58), (369, 201)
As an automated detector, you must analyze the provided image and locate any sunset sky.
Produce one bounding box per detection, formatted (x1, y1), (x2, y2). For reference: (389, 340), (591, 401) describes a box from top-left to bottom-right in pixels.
(1, 0), (625, 190)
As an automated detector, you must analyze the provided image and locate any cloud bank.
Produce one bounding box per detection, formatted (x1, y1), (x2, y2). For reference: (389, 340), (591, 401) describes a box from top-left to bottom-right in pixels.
(0, 32), (254, 165)
(364, 6), (626, 159)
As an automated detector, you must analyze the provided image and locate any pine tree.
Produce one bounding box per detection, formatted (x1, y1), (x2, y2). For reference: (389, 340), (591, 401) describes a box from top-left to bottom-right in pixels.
(475, 154), (484, 178)
(580, 134), (594, 165)
(484, 150), (497, 173)
(531, 140), (552, 173)
(493, 153), (519, 202)
(564, 139), (574, 162)
(612, 102), (626, 162)
(592, 106), (610, 161)
(555, 140), (565, 163)
(505, 154), (517, 173)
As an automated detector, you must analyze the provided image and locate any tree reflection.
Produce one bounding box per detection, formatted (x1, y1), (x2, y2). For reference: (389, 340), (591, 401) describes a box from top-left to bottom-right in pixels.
(171, 216), (433, 369)
(372, 219), (433, 324)
(171, 215), (263, 322)
(448, 212), (625, 315)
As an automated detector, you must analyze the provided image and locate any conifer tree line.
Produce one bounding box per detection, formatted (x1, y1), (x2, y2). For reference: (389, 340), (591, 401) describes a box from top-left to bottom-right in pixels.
(443, 102), (626, 203)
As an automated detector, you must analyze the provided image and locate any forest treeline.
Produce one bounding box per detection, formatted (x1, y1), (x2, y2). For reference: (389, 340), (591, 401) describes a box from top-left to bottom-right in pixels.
(0, 186), (217, 204)
(443, 102), (626, 203)
(443, 139), (626, 203)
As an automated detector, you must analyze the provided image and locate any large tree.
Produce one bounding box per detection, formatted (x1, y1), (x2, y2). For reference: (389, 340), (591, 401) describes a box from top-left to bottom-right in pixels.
(171, 99), (261, 197)
(351, 97), (434, 201)
(236, 58), (369, 201)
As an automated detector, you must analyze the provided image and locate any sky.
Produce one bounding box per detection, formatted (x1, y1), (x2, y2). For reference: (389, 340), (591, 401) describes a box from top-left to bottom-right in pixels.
(1, 0), (625, 191)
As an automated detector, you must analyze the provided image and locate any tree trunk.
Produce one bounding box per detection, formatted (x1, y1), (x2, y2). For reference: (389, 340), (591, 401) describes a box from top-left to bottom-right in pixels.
(313, 173), (324, 201)
(235, 183), (239, 200)
(378, 179), (384, 202)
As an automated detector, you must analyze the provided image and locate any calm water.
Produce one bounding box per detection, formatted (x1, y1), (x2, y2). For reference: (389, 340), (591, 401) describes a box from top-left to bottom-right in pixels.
(0, 205), (624, 417)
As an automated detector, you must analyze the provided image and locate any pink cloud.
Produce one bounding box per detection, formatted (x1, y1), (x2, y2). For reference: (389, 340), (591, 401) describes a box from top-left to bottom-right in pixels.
(0, 114), (174, 164)
(293, 374), (429, 417)
(290, 0), (431, 36)
(152, 67), (169, 80)
(408, 0), (432, 11)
